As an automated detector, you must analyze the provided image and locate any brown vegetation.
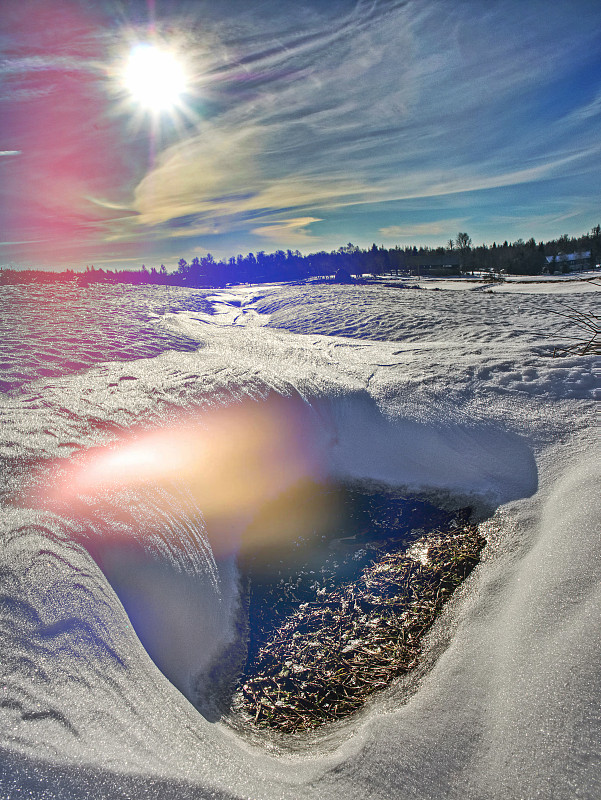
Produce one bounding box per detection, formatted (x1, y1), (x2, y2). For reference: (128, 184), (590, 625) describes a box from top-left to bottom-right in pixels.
(236, 523), (485, 732)
(551, 300), (600, 357)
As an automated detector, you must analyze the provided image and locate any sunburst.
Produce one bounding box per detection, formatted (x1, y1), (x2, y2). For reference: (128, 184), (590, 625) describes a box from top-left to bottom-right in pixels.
(108, 29), (203, 140)
(123, 42), (188, 114)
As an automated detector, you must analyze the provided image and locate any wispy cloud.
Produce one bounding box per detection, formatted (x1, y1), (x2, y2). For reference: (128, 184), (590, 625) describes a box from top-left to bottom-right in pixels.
(85, 195), (136, 212)
(251, 216), (322, 243)
(0, 150), (21, 156)
(129, 119), (376, 239)
(379, 149), (601, 204)
(0, 55), (97, 75)
(0, 239), (44, 246)
(379, 219), (468, 239)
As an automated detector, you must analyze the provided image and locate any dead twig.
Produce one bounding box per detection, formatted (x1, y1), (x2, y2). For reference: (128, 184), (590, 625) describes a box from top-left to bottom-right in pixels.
(547, 305), (600, 357)
(235, 524), (485, 732)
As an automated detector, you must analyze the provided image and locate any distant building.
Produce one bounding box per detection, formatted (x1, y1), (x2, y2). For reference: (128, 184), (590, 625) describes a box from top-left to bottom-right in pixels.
(405, 254), (462, 274)
(545, 251), (591, 272)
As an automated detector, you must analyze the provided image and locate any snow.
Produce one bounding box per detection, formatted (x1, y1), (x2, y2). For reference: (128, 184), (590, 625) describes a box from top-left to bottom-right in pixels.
(0, 279), (599, 798)
(369, 272), (601, 293)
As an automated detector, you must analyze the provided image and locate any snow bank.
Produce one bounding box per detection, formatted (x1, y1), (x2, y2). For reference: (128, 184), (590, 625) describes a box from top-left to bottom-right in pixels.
(0, 280), (598, 799)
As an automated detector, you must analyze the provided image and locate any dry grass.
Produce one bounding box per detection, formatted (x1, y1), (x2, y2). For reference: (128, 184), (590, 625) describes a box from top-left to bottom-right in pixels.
(236, 523), (485, 732)
(550, 304), (600, 357)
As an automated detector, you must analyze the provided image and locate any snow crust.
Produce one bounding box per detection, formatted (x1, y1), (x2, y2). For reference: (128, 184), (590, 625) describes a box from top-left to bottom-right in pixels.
(0, 279), (599, 798)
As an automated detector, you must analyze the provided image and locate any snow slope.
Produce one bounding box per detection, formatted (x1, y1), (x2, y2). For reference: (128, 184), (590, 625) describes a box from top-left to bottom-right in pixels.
(0, 280), (599, 799)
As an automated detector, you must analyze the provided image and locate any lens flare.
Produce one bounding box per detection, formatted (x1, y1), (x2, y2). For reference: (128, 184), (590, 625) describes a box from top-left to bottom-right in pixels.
(39, 396), (331, 557)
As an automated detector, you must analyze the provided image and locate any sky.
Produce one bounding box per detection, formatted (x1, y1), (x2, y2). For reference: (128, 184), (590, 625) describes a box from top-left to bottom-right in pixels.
(1, 0), (601, 271)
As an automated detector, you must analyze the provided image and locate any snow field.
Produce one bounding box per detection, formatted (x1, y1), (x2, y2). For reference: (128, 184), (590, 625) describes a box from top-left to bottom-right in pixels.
(0, 279), (598, 798)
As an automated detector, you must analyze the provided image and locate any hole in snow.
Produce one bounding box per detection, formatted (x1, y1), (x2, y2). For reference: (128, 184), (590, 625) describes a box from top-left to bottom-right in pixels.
(216, 479), (491, 733)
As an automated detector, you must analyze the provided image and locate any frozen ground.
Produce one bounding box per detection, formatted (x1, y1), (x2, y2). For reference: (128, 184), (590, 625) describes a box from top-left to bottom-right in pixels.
(0, 279), (599, 799)
(369, 271), (601, 293)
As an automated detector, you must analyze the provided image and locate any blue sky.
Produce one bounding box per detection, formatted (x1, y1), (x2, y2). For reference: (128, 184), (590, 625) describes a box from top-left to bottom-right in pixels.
(1, 0), (601, 269)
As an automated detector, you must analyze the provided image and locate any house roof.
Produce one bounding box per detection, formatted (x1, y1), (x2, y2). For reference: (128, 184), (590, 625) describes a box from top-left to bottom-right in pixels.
(546, 251), (591, 263)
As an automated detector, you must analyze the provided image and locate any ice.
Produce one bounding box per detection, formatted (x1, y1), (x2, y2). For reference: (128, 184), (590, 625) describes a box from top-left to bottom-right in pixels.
(0, 279), (599, 798)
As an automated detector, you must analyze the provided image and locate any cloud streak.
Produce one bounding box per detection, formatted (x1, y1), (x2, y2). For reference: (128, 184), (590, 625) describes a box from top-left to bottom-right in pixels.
(251, 216), (322, 243)
(379, 219), (469, 240)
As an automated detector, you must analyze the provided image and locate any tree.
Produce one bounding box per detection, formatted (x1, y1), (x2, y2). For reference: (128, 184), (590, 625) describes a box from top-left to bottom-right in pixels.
(455, 232), (472, 252)
(590, 225), (601, 265)
(455, 232), (472, 269)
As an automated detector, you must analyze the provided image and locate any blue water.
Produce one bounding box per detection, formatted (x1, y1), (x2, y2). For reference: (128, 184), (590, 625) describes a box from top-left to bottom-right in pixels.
(241, 479), (473, 669)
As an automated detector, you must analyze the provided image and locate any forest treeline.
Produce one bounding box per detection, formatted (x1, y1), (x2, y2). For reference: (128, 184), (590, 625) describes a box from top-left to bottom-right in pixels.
(2, 226), (599, 287)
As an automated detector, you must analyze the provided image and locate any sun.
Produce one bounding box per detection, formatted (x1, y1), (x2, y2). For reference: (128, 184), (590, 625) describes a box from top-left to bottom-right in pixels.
(123, 42), (188, 113)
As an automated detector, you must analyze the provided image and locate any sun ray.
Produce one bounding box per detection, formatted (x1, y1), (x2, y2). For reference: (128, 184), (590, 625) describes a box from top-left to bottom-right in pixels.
(107, 29), (204, 163)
